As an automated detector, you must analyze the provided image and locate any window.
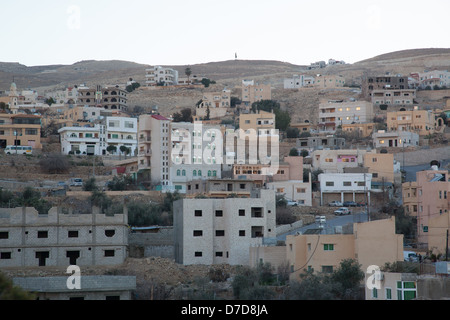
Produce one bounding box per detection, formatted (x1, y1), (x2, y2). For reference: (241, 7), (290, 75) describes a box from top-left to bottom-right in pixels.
(104, 250), (115, 257)
(343, 182), (351, 187)
(37, 231), (48, 238)
(215, 230), (225, 237)
(326, 182), (334, 187)
(193, 230), (203, 237)
(195, 210), (202, 217)
(372, 288), (378, 299)
(0, 232), (8, 239)
(386, 288), (392, 300)
(0, 252), (11, 260)
(324, 244), (334, 251)
(251, 207), (263, 218)
(239, 230), (246, 237)
(105, 230), (115, 237)
(296, 188), (306, 193)
(321, 266), (333, 273)
(239, 209), (245, 216)
(397, 281), (417, 300)
(195, 252), (202, 257)
(215, 210), (223, 217)
(68, 231), (79, 238)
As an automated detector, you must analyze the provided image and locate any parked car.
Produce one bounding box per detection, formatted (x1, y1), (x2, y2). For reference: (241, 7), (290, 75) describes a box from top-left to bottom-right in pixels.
(343, 201), (358, 207)
(69, 178), (83, 187)
(334, 207), (351, 215)
(315, 216), (326, 224)
(328, 200), (343, 207)
(287, 200), (299, 206)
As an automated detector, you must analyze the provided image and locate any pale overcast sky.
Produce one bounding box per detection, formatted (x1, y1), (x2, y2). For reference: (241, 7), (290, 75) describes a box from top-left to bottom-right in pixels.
(2, 0), (449, 66)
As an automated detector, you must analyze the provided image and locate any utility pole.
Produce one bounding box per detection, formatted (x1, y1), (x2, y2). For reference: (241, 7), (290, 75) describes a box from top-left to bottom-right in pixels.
(446, 229), (449, 261)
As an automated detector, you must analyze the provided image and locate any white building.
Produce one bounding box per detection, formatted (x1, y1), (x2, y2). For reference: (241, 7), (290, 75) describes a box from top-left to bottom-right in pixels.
(283, 74), (315, 89)
(145, 66), (179, 86)
(173, 189), (276, 265)
(169, 122), (222, 193)
(58, 116), (137, 156)
(318, 173), (372, 206)
(372, 130), (420, 148)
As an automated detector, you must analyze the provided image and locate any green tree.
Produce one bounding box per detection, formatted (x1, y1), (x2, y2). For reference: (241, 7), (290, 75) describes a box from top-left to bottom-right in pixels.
(329, 258), (365, 300)
(106, 145), (117, 154)
(289, 148), (299, 156)
(83, 177), (98, 192)
(185, 67), (192, 84)
(172, 108), (193, 123)
(0, 272), (35, 300)
(286, 127), (300, 138)
(120, 145), (131, 156)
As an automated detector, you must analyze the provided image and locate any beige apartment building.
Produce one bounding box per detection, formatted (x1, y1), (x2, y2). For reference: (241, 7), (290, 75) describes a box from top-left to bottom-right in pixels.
(286, 217), (403, 280)
(361, 75), (409, 101)
(0, 113), (42, 149)
(77, 85), (128, 112)
(371, 89), (416, 106)
(239, 110), (275, 134)
(318, 100), (373, 133)
(311, 149), (371, 173)
(314, 75), (345, 89)
(173, 189), (276, 266)
(363, 152), (395, 184)
(196, 89), (231, 119)
(137, 114), (171, 187)
(402, 167), (449, 249)
(341, 122), (375, 138)
(241, 80), (272, 106)
(386, 108), (435, 136)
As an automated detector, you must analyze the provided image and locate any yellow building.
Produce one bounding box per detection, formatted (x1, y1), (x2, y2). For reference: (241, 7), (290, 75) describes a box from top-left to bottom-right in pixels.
(386, 109), (435, 136)
(239, 110), (275, 134)
(286, 217), (403, 280)
(363, 152), (395, 184)
(0, 113), (42, 149)
(341, 122), (375, 138)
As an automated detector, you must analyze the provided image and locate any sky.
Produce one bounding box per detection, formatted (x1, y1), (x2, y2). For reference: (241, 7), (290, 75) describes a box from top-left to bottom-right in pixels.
(2, 0), (450, 67)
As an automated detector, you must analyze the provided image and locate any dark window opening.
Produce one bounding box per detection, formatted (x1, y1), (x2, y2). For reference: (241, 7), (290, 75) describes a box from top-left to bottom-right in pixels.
(215, 210), (223, 217)
(215, 230), (225, 237)
(37, 231), (48, 238)
(68, 231), (79, 238)
(251, 207), (263, 218)
(105, 230), (115, 237)
(0, 232), (9, 239)
(66, 251), (80, 265)
(0, 252), (11, 259)
(195, 251), (202, 257)
(239, 209), (245, 216)
(193, 230), (203, 237)
(195, 210), (202, 217)
(104, 250), (115, 257)
(36, 251), (50, 266)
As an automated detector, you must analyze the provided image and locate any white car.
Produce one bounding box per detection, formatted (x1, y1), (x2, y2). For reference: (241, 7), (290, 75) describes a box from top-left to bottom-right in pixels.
(287, 200), (299, 206)
(329, 200), (343, 207)
(334, 207), (351, 216)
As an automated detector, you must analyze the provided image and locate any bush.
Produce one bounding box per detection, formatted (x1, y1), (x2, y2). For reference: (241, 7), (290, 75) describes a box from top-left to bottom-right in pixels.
(39, 153), (71, 174)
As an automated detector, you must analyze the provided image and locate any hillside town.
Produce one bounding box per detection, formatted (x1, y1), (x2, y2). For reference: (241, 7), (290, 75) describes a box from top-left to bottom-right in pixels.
(0, 55), (449, 302)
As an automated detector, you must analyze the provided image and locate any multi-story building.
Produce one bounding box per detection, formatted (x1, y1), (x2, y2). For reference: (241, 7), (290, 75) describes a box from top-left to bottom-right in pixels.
(0, 206), (129, 268)
(173, 189), (276, 265)
(0, 113), (42, 149)
(371, 89), (416, 106)
(386, 108), (435, 136)
(318, 100), (373, 133)
(145, 66), (179, 86)
(297, 136), (346, 151)
(314, 75), (345, 89)
(286, 217), (403, 280)
(77, 85), (128, 112)
(341, 123), (375, 138)
(137, 114), (171, 187)
(283, 74), (315, 89)
(363, 152), (395, 185)
(239, 110), (275, 135)
(58, 116), (137, 156)
(241, 80), (272, 106)
(372, 130), (420, 148)
(170, 122), (222, 193)
(196, 89), (231, 119)
(311, 149), (371, 173)
(361, 74), (409, 101)
(318, 172), (372, 205)
(185, 178), (258, 198)
(410, 70), (450, 89)
(402, 165), (449, 249)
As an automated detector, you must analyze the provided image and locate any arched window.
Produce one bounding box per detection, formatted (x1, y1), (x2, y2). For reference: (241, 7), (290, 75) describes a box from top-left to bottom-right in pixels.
(208, 170), (212, 177)
(127, 135), (133, 140)
(70, 133), (77, 138)
(198, 170), (202, 176)
(213, 170), (217, 177)
(177, 169), (181, 176)
(182, 169), (186, 176)
(193, 170), (197, 177)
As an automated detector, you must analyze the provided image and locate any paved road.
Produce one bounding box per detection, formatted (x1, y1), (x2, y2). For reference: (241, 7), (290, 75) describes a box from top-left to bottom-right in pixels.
(277, 211), (369, 241)
(403, 159), (450, 182)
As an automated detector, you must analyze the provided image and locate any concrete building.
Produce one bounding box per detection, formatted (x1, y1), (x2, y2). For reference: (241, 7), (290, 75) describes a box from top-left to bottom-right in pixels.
(13, 275), (136, 300)
(410, 70), (450, 89)
(283, 74), (315, 89)
(372, 130), (420, 148)
(0, 113), (42, 149)
(311, 149), (371, 173)
(173, 189), (276, 266)
(169, 122), (222, 193)
(341, 122), (375, 138)
(371, 89), (416, 106)
(286, 217), (403, 280)
(297, 135), (346, 151)
(137, 114), (171, 187)
(361, 74), (409, 101)
(402, 165), (449, 250)
(386, 108), (436, 136)
(0, 206), (129, 268)
(239, 110), (275, 135)
(196, 89), (231, 119)
(58, 116), (137, 156)
(314, 75), (345, 89)
(318, 172), (372, 205)
(145, 66), (179, 86)
(77, 85), (128, 112)
(318, 100), (373, 133)
(241, 80), (272, 106)
(185, 178), (258, 198)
